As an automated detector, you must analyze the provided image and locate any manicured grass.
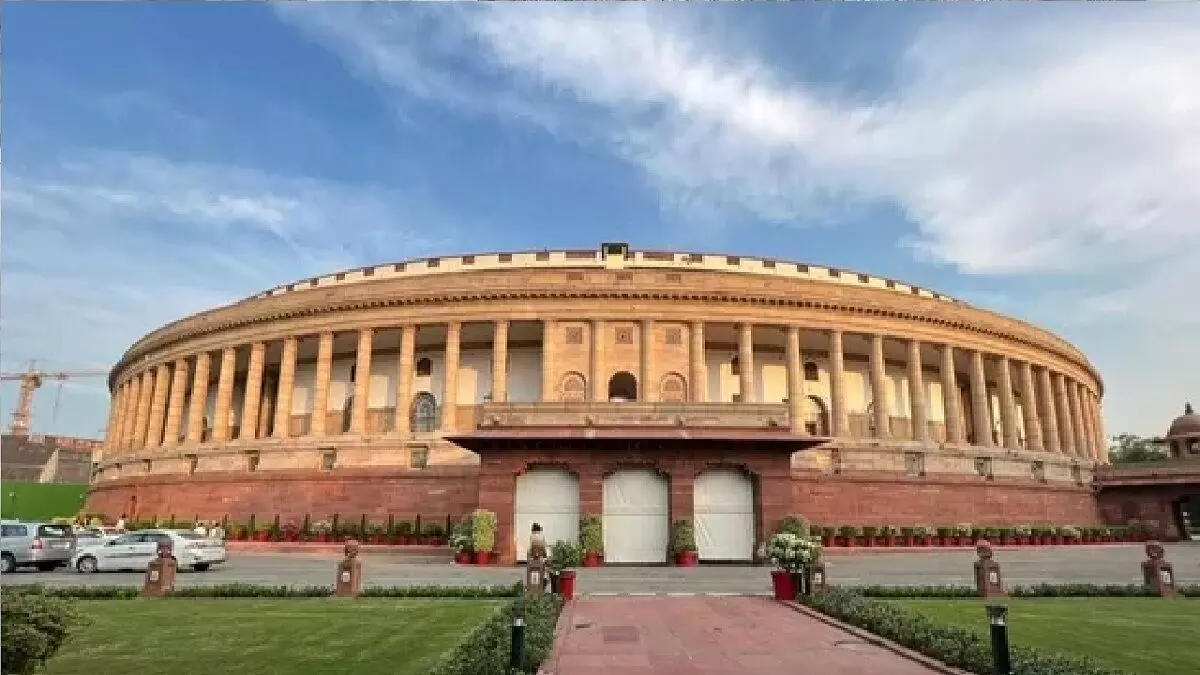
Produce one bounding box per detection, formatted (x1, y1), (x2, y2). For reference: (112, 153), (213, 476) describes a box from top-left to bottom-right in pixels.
(894, 597), (1200, 675)
(43, 598), (501, 675)
(1, 482), (88, 521)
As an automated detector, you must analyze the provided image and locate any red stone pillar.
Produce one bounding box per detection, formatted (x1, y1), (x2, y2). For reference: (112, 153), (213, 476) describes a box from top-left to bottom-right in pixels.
(757, 461), (793, 545)
(670, 466), (696, 526)
(478, 459), (518, 565)
(578, 465), (604, 518)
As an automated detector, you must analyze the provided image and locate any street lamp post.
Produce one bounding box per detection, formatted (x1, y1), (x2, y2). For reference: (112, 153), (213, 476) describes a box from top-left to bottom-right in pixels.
(986, 605), (1012, 675)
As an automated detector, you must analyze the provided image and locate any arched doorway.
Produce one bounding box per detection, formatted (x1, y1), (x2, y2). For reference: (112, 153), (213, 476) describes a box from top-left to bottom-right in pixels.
(514, 467), (580, 562)
(410, 392), (438, 432)
(603, 468), (668, 563)
(694, 468), (756, 561)
(559, 372), (587, 402)
(805, 395), (829, 436)
(659, 372), (687, 402)
(608, 372), (638, 402)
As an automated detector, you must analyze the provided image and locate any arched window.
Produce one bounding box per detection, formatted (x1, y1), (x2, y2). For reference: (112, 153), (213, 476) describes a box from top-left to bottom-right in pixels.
(804, 395), (829, 436)
(410, 392), (438, 432)
(659, 372), (687, 403)
(416, 358), (432, 377)
(608, 372), (638, 402)
(803, 362), (819, 382)
(559, 372), (587, 402)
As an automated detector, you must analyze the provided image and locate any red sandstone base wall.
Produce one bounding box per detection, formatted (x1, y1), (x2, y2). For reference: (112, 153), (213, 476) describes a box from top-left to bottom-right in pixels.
(792, 473), (1102, 526)
(1096, 485), (1192, 540)
(85, 468), (480, 523)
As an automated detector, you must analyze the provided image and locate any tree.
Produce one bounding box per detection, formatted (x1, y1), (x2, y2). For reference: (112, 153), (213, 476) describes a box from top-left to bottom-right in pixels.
(1107, 433), (1170, 464)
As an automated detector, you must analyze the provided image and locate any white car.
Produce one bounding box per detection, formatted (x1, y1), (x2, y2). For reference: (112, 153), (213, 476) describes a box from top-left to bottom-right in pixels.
(71, 529), (227, 573)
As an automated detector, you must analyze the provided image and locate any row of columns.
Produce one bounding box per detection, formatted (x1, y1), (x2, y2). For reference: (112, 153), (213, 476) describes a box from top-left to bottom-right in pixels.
(103, 321), (1107, 463)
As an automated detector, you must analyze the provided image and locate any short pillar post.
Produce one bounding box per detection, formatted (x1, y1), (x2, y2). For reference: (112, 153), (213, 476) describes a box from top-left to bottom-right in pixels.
(335, 540), (363, 597)
(986, 605), (1013, 675)
(143, 540), (177, 596)
(808, 562), (827, 595)
(1141, 541), (1177, 597)
(525, 523), (548, 595)
(973, 540), (1005, 598)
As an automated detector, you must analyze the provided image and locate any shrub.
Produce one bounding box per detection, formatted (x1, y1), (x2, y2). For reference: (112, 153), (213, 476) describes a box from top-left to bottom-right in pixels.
(548, 540), (583, 572)
(802, 588), (1126, 675)
(429, 594), (564, 675)
(578, 515), (603, 555)
(5, 583), (524, 600)
(862, 525), (879, 538)
(670, 519), (697, 555)
(470, 509), (497, 554)
(838, 525), (860, 537)
(777, 514), (810, 537)
(1, 588), (89, 675)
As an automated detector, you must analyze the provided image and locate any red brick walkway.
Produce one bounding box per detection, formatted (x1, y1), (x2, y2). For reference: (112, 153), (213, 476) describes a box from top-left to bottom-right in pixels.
(543, 596), (946, 675)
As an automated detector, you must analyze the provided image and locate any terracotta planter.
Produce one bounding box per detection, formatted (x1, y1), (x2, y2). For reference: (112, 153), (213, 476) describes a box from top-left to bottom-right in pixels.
(583, 552), (603, 568)
(472, 551), (491, 565)
(903, 536), (915, 547)
(676, 551), (699, 567)
(862, 537), (874, 548)
(822, 536), (835, 547)
(998, 535), (1010, 546)
(454, 552), (472, 564)
(885, 536), (898, 547)
(558, 571), (577, 600)
(770, 570), (796, 601)
(841, 537), (856, 548)
(1017, 536), (1029, 545)
(1053, 535), (1064, 545)
(255, 531), (270, 542)
(549, 573), (561, 594)
(920, 536), (933, 547)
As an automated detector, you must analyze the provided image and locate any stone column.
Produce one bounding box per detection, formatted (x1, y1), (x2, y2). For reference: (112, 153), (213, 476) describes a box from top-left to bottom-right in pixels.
(1053, 372), (1075, 456)
(1018, 362), (1043, 452)
(132, 370), (155, 450)
(212, 348), (237, 443)
(689, 321), (707, 403)
(540, 319), (557, 402)
(185, 353), (211, 444)
(239, 342), (266, 440)
(1038, 367), (1061, 453)
(162, 359), (189, 448)
(311, 333), (334, 437)
(273, 337), (298, 439)
(351, 329), (373, 434)
(1075, 381), (1094, 458)
(907, 340), (928, 442)
(829, 330), (848, 436)
(786, 325), (805, 434)
(123, 375), (143, 449)
(492, 320), (509, 403)
(738, 323), (755, 403)
(394, 326), (416, 435)
(442, 322), (461, 430)
(590, 320), (605, 402)
(969, 351), (992, 447)
(641, 319), (656, 402)
(941, 345), (963, 444)
(108, 384), (126, 451)
(869, 334), (890, 438)
(1093, 394), (1108, 463)
(103, 389), (120, 452)
(1082, 386), (1099, 461)
(997, 357), (1019, 449)
(145, 365), (171, 449)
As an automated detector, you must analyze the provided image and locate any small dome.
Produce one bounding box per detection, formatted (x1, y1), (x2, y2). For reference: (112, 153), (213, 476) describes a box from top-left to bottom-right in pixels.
(1166, 403), (1200, 439)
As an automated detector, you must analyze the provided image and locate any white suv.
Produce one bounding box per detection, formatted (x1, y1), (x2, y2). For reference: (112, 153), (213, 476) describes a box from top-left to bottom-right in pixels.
(71, 529), (227, 573)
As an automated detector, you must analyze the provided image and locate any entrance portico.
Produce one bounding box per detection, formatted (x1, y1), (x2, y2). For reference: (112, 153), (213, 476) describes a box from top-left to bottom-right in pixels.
(449, 427), (827, 564)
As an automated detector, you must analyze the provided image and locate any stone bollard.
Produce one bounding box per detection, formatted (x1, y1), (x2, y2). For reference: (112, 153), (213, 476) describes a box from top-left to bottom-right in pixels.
(335, 539), (363, 597)
(808, 562), (828, 594)
(1141, 541), (1177, 598)
(973, 540), (1005, 598)
(143, 539), (177, 597)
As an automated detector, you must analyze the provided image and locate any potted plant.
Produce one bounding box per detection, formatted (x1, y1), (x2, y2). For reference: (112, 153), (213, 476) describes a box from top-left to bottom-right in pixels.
(548, 540), (583, 600)
(766, 532), (824, 600)
(424, 523), (445, 547)
(914, 525), (934, 547)
(861, 525), (879, 547)
(671, 520), (699, 566)
(230, 523), (248, 541)
(309, 520), (330, 543)
(1011, 525), (1029, 546)
(935, 526), (954, 547)
(881, 525), (900, 547)
(579, 514), (604, 567)
(953, 524), (972, 546)
(1060, 526), (1081, 545)
(838, 525), (860, 548)
(470, 509), (496, 565)
(396, 521), (413, 545)
(821, 526), (837, 547)
(450, 519), (473, 564)
(366, 522), (386, 544)
(777, 515), (810, 537)
(283, 520), (301, 543)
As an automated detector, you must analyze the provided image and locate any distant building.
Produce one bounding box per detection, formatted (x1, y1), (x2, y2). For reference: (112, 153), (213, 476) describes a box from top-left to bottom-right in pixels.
(1, 433), (99, 484)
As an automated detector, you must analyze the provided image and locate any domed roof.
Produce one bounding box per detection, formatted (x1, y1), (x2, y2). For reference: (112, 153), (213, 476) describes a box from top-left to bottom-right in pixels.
(1166, 403), (1200, 439)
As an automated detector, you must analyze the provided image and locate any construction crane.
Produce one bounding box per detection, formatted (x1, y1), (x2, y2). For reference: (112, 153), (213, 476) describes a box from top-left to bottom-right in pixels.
(0, 362), (110, 436)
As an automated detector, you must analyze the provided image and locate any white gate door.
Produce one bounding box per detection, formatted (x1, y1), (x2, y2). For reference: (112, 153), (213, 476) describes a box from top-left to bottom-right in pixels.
(514, 468), (579, 562)
(602, 468), (669, 564)
(694, 469), (755, 561)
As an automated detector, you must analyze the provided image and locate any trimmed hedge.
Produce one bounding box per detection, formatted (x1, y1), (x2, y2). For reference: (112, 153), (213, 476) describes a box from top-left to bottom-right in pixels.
(430, 594), (564, 675)
(802, 588), (1128, 675)
(847, 583), (1200, 598)
(5, 583), (524, 600)
(1, 588), (89, 675)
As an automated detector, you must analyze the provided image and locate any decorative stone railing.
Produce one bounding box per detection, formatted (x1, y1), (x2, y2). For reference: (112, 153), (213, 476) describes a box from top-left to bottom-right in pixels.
(467, 402), (790, 430)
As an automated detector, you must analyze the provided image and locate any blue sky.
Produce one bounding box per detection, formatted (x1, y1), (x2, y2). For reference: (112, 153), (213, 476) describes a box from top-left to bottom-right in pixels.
(2, 3), (1197, 439)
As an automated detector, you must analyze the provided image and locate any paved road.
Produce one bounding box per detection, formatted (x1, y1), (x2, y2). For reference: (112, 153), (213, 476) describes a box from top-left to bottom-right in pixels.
(546, 596), (943, 675)
(3, 543), (1197, 593)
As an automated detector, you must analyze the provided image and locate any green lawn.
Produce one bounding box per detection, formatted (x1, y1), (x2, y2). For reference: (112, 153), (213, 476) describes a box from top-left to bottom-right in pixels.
(894, 597), (1200, 675)
(1, 482), (89, 521)
(44, 598), (501, 675)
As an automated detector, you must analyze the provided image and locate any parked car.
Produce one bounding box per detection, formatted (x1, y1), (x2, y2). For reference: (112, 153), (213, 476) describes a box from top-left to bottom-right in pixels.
(1, 520), (76, 573)
(71, 529), (227, 573)
(72, 526), (124, 550)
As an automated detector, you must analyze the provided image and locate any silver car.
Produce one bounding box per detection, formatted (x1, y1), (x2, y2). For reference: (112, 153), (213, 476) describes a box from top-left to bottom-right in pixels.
(71, 529), (227, 573)
(1, 520), (76, 573)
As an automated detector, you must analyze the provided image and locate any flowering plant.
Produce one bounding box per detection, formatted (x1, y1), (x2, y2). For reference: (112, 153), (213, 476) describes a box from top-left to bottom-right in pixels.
(767, 533), (823, 573)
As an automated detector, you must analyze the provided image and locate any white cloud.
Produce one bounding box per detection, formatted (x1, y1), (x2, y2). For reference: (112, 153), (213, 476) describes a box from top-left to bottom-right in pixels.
(277, 3), (1199, 435)
(1, 150), (460, 436)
